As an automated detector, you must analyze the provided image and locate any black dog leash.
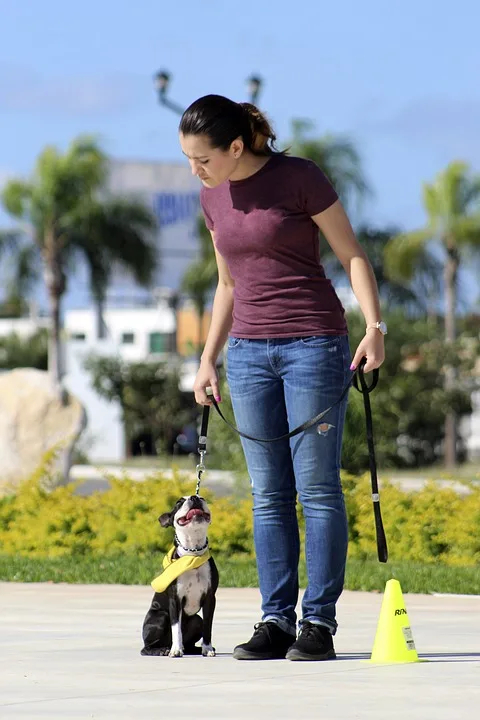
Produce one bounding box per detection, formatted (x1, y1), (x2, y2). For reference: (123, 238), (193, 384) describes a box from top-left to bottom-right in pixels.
(352, 361), (388, 563)
(195, 358), (388, 563)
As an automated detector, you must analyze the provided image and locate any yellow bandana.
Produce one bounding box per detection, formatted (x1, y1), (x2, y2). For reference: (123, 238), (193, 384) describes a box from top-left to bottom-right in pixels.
(151, 546), (211, 593)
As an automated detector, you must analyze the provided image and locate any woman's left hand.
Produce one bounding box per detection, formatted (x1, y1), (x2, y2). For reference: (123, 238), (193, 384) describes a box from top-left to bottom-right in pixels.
(350, 330), (385, 373)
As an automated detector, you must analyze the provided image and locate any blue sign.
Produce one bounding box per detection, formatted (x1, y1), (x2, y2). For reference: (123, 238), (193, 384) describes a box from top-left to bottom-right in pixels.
(153, 192), (200, 227)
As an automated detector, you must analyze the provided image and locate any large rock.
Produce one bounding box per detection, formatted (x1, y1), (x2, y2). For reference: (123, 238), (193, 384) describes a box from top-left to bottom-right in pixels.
(0, 368), (86, 494)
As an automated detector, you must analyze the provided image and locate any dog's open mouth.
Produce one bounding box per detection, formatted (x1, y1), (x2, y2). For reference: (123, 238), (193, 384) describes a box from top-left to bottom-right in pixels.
(177, 508), (211, 526)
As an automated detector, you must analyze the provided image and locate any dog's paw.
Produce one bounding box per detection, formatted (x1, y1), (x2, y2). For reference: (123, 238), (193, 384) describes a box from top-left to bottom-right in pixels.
(202, 644), (216, 657)
(169, 646), (184, 658)
(141, 646), (170, 656)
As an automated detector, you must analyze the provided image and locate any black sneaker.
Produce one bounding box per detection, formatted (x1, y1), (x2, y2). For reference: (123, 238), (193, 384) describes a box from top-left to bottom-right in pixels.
(233, 622), (295, 660)
(286, 622), (336, 661)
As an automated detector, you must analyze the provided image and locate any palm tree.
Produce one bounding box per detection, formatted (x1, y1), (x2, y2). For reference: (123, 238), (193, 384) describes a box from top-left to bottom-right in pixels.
(1, 136), (158, 390)
(384, 161), (480, 467)
(0, 230), (39, 316)
(321, 224), (443, 317)
(181, 216), (217, 360)
(289, 119), (369, 210)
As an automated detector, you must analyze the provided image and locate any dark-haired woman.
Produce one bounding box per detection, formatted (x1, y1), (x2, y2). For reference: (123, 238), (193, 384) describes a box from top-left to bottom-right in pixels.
(180, 94), (386, 661)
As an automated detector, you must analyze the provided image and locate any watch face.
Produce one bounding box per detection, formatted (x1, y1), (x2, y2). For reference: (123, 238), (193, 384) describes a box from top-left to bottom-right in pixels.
(379, 321), (387, 335)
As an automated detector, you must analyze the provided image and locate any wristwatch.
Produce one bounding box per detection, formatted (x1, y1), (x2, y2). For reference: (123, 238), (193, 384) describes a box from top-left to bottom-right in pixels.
(366, 321), (388, 335)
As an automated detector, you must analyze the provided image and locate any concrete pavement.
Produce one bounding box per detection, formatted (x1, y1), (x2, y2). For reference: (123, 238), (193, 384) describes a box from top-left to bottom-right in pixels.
(69, 464), (479, 497)
(1, 582), (479, 719)
(70, 465), (238, 497)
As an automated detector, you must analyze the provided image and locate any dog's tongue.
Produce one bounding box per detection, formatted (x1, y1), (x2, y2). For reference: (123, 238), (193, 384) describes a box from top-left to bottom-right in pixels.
(186, 508), (203, 520)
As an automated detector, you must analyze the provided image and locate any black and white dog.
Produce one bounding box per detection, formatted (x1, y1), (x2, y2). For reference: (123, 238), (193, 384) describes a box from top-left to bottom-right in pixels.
(141, 495), (219, 658)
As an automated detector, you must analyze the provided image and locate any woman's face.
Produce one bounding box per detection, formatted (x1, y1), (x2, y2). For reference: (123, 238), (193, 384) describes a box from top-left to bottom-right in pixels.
(179, 133), (242, 187)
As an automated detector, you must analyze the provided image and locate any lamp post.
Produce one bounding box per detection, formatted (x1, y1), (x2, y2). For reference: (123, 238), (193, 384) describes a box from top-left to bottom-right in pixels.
(246, 75), (262, 105)
(153, 71), (184, 115)
(153, 71), (264, 116)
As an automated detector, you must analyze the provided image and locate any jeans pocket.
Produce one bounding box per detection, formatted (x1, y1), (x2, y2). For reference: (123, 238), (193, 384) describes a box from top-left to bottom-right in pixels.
(299, 335), (341, 349)
(227, 337), (245, 349)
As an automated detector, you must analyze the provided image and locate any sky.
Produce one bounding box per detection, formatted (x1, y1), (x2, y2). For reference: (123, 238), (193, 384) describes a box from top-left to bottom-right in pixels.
(0, 0), (479, 307)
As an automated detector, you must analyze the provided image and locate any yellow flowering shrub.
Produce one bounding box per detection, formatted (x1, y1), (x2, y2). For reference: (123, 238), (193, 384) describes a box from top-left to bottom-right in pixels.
(347, 474), (480, 566)
(0, 454), (255, 558)
(0, 453), (479, 566)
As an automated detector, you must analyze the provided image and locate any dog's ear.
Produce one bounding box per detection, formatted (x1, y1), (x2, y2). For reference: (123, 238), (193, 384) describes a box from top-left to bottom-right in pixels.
(159, 512), (173, 528)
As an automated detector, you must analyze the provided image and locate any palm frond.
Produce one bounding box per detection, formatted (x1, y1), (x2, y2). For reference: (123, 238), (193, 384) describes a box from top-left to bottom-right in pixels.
(289, 120), (369, 209)
(31, 137), (109, 225)
(196, 214), (217, 274)
(70, 197), (158, 295)
(63, 134), (108, 192)
(452, 214), (480, 247)
(4, 243), (40, 300)
(422, 184), (440, 231)
(461, 176), (480, 209)
(425, 162), (480, 236)
(2, 180), (33, 219)
(181, 217), (218, 310)
(80, 244), (110, 304)
(384, 228), (433, 281)
(181, 260), (216, 313)
(0, 228), (22, 254)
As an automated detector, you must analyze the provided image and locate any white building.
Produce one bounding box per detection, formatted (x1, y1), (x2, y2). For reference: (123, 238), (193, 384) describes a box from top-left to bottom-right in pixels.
(106, 160), (202, 295)
(62, 297), (190, 463)
(65, 300), (176, 362)
(0, 312), (49, 339)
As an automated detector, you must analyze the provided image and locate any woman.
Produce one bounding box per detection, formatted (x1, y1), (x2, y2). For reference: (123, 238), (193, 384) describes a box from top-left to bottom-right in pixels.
(179, 94), (385, 661)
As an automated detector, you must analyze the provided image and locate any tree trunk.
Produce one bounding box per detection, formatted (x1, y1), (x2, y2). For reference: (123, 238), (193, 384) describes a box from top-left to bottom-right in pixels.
(48, 290), (63, 390)
(43, 234), (66, 397)
(443, 243), (459, 468)
(170, 291), (179, 354)
(96, 297), (106, 340)
(124, 426), (132, 458)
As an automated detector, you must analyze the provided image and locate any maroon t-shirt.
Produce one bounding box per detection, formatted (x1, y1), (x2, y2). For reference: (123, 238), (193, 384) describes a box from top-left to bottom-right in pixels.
(200, 154), (348, 338)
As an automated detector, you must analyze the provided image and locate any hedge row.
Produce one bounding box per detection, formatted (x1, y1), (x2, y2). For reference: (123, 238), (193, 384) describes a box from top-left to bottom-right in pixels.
(0, 457), (479, 566)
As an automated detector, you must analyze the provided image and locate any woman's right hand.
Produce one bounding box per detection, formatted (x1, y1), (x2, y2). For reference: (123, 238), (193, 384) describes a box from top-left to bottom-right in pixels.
(193, 360), (221, 406)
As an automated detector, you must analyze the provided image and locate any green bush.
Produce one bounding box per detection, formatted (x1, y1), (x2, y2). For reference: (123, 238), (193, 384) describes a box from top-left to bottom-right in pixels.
(1, 454), (479, 567)
(0, 329), (48, 370)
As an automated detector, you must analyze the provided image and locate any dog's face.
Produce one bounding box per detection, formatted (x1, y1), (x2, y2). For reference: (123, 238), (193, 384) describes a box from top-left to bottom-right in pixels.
(159, 496), (211, 549)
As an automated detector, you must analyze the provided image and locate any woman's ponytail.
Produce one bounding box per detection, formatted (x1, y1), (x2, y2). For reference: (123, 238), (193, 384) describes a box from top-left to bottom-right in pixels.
(239, 103), (279, 156)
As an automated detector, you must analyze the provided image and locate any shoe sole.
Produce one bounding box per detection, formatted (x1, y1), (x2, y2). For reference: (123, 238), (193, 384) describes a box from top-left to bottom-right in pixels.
(286, 648), (336, 661)
(233, 648), (288, 660)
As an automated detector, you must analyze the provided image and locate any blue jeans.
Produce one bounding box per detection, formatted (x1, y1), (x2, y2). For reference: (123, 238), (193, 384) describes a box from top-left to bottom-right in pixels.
(226, 335), (351, 636)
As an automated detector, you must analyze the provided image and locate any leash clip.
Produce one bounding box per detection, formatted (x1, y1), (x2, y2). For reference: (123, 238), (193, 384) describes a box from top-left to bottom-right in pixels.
(195, 407), (209, 495)
(196, 450), (206, 477)
(195, 449), (206, 494)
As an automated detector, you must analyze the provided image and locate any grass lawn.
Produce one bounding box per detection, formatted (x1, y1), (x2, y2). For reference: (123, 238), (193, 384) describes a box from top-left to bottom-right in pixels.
(1, 554), (478, 595)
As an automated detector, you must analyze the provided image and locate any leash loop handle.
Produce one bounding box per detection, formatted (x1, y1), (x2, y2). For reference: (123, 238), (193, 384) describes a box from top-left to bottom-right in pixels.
(352, 357), (379, 393)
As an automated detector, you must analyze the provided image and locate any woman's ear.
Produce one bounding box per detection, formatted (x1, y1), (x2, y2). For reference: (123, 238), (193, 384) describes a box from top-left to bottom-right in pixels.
(231, 137), (244, 159)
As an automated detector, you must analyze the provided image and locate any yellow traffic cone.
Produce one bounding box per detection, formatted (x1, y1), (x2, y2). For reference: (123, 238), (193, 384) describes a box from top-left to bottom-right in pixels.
(370, 579), (420, 663)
